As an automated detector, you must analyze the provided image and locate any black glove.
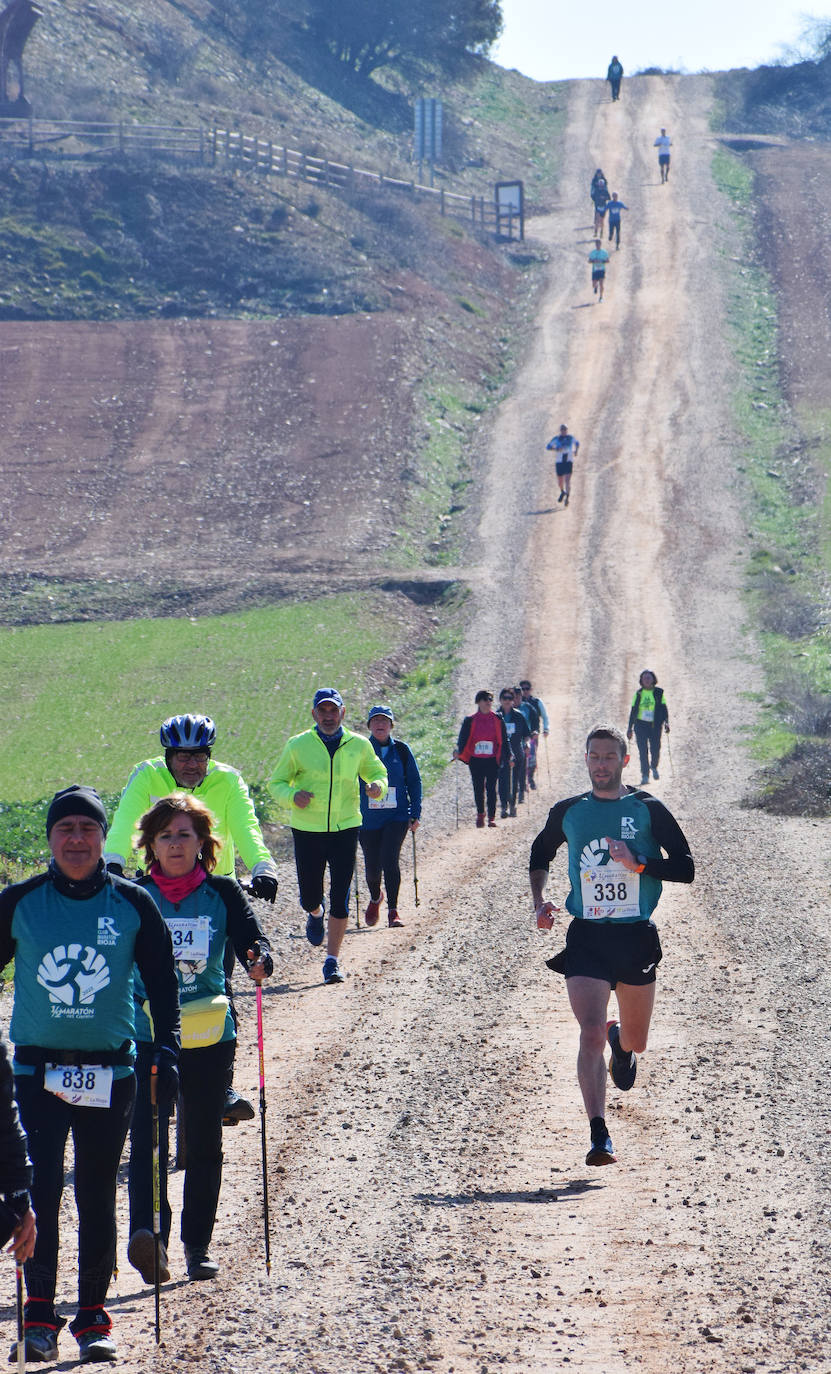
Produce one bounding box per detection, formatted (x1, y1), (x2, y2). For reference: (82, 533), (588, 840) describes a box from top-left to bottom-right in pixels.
(106, 862), (124, 877)
(247, 940), (274, 978)
(250, 873), (278, 903)
(152, 1049), (179, 1111)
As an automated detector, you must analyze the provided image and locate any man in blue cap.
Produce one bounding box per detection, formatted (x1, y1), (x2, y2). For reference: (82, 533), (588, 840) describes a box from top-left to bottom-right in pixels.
(269, 690), (388, 984)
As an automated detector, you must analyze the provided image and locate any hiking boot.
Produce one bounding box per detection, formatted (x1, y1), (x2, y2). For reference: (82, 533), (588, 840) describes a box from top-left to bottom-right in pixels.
(223, 1087), (255, 1125)
(127, 1228), (170, 1284)
(558, 490), (565, 503)
(364, 893), (383, 927)
(607, 1020), (637, 1091)
(639, 776), (648, 786)
(585, 1128), (617, 1167)
(322, 956), (345, 985)
(387, 910), (404, 928)
(487, 817), (497, 827)
(564, 493), (569, 505)
(652, 767), (659, 780)
(476, 814), (485, 828)
(305, 902), (325, 947)
(185, 1245), (219, 1281)
(509, 803), (517, 817)
(500, 808), (509, 819)
(528, 775), (536, 790)
(9, 1327), (59, 1363)
(78, 1331), (117, 1363)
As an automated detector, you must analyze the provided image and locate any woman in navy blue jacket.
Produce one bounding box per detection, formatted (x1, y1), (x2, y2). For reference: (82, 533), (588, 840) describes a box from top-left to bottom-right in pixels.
(358, 707), (422, 929)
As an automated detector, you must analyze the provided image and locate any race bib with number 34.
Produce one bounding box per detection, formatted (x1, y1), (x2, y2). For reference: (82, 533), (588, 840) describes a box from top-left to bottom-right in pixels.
(167, 916), (211, 961)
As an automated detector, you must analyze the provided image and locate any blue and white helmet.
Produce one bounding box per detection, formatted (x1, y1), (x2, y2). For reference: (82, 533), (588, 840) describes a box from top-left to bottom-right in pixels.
(160, 713), (216, 751)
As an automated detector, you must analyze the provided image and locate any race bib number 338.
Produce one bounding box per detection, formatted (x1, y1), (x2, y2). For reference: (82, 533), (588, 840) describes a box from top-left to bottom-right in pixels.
(581, 861), (640, 920)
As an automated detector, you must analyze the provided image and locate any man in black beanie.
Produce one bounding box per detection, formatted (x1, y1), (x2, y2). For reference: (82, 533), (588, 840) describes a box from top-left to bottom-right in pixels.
(0, 784), (179, 1365)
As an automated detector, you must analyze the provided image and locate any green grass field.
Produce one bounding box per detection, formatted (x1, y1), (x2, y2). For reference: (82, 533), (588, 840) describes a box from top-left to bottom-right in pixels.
(0, 593), (398, 804)
(0, 589), (461, 868)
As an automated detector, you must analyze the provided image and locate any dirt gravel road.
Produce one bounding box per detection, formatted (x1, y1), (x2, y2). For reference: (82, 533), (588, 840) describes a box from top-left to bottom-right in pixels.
(33, 75), (831, 1373)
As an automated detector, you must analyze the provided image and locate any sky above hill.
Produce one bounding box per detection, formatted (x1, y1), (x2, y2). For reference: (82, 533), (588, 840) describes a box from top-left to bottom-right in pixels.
(493, 1), (825, 81)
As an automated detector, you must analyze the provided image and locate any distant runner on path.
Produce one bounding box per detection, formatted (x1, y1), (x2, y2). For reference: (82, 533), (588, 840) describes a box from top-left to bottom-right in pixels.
(607, 192), (628, 248)
(654, 128), (672, 182)
(529, 725), (694, 1168)
(518, 680), (549, 790)
(546, 424), (580, 505)
(497, 689), (530, 818)
(590, 169), (610, 236)
(588, 240), (610, 301)
(358, 705), (422, 930)
(606, 56), (624, 101)
(453, 691), (510, 828)
(627, 669), (670, 785)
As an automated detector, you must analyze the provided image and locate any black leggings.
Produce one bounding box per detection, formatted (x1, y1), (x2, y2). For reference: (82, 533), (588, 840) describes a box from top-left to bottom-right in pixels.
(15, 1071), (136, 1310)
(633, 720), (662, 777)
(128, 1037), (235, 1249)
(359, 822), (409, 906)
(468, 758), (499, 818)
(291, 826), (359, 920)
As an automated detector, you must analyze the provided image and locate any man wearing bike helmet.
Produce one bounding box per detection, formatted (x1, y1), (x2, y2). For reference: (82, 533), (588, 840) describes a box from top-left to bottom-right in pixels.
(105, 713), (279, 1124)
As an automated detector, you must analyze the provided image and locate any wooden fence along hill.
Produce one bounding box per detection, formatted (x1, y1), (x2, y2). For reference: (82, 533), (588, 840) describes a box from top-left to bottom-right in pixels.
(0, 116), (522, 237)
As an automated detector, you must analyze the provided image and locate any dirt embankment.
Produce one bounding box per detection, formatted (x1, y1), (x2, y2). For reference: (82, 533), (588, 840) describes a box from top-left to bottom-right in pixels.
(9, 74), (831, 1374)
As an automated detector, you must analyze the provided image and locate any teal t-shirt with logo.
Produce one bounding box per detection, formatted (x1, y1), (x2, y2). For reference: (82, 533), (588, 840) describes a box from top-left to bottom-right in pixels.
(9, 881), (142, 1064)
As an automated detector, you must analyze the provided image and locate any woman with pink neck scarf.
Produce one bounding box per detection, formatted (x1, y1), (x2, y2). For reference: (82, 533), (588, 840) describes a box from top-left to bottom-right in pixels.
(126, 794), (272, 1285)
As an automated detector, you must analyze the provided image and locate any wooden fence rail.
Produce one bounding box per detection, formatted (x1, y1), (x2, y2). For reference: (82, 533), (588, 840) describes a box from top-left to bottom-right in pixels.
(0, 116), (513, 237)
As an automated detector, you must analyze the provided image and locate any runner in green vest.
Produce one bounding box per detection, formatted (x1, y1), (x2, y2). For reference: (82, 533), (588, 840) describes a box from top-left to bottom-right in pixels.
(626, 670), (670, 785)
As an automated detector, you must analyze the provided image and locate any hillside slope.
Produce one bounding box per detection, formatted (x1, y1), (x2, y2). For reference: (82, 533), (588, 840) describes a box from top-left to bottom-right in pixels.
(45, 68), (831, 1374)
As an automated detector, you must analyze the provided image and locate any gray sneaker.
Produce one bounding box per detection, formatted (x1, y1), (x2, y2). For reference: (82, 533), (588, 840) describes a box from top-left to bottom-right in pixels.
(9, 1327), (59, 1364)
(128, 1228), (170, 1284)
(185, 1245), (219, 1281)
(78, 1330), (117, 1363)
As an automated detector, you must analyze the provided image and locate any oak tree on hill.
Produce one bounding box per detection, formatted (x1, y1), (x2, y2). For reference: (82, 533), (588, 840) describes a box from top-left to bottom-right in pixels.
(306, 0), (503, 77)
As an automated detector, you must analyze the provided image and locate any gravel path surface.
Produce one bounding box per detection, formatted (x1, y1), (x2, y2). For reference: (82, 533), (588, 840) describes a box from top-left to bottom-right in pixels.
(27, 74), (831, 1374)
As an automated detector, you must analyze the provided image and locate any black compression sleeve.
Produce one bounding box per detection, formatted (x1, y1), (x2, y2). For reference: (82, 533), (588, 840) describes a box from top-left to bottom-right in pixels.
(641, 798), (694, 884)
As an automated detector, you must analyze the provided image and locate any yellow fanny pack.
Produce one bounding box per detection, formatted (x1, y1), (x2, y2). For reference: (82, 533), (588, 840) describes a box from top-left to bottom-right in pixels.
(144, 994), (230, 1050)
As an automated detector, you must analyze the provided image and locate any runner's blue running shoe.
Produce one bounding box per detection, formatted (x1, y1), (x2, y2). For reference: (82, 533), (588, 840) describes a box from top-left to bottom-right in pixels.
(322, 956), (344, 985)
(586, 1126), (617, 1167)
(607, 1019), (637, 1091)
(305, 901), (325, 947)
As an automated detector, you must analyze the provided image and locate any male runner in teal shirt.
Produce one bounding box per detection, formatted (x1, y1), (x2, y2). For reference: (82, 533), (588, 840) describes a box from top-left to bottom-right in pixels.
(529, 725), (694, 1167)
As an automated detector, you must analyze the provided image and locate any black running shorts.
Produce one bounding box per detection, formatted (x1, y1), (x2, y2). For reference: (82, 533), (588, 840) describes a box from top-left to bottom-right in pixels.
(555, 459), (573, 476)
(563, 917), (662, 987)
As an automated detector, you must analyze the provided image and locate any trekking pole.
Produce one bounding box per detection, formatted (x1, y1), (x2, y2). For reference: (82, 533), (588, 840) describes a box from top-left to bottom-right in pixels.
(256, 983), (271, 1276)
(544, 734), (551, 787)
(411, 829), (420, 907)
(666, 732), (674, 777)
(354, 866), (361, 928)
(454, 762), (459, 830)
(150, 1063), (161, 1345)
(15, 1262), (24, 1374)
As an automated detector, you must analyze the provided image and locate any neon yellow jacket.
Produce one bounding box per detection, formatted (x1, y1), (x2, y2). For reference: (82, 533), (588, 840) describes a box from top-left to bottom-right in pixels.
(269, 728), (387, 832)
(104, 757), (277, 879)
